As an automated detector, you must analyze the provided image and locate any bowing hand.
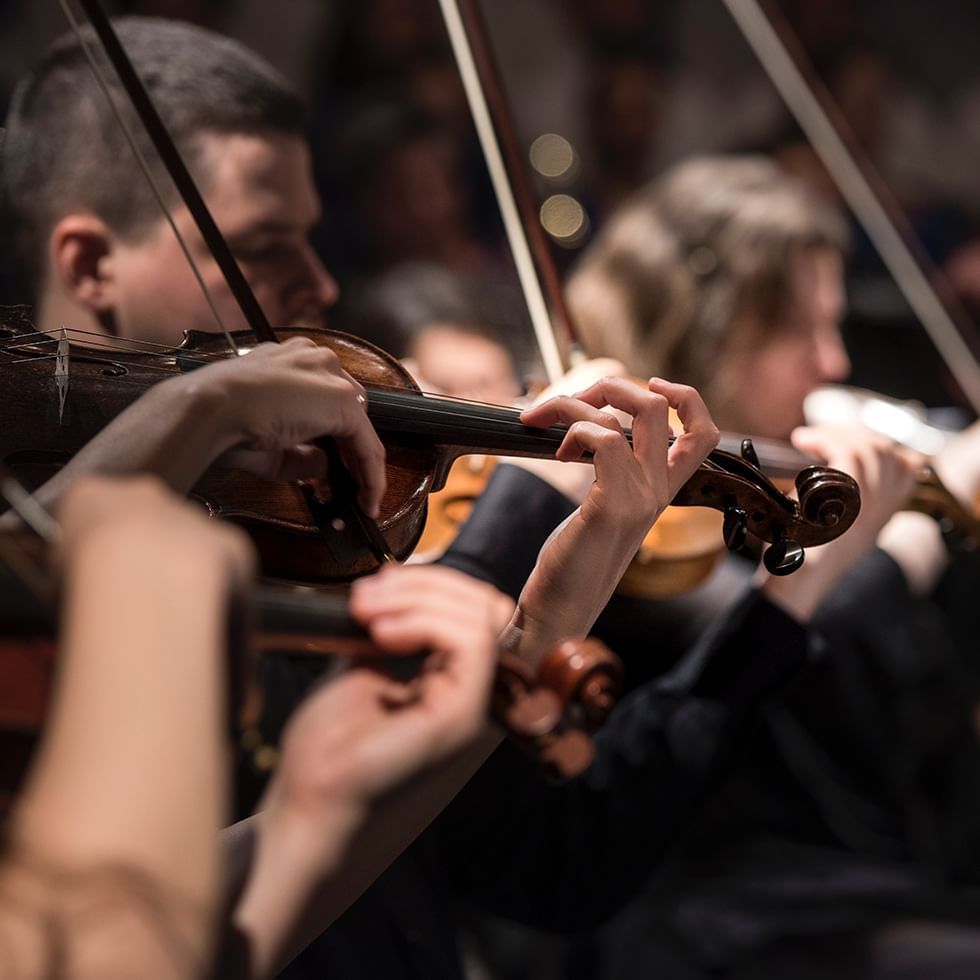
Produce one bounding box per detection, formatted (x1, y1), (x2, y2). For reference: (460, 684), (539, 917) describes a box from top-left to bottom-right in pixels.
(195, 337), (386, 517)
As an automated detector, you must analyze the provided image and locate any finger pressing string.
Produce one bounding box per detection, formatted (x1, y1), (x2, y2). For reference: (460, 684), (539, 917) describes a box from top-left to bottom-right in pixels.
(648, 379), (719, 497)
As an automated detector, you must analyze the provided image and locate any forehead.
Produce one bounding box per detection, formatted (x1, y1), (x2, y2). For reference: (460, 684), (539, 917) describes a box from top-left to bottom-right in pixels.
(193, 130), (320, 234)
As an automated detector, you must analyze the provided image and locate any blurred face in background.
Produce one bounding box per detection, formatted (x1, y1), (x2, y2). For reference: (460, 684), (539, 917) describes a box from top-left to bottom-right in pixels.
(405, 324), (520, 404)
(723, 247), (851, 439)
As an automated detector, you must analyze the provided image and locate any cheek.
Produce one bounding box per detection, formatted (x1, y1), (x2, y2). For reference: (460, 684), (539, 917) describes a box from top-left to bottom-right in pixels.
(234, 262), (295, 327)
(730, 347), (810, 436)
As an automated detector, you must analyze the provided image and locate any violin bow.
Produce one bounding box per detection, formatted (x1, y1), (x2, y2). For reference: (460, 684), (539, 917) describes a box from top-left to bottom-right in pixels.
(59, 0), (394, 568)
(721, 0), (980, 415)
(437, 0), (578, 382)
(0, 464), (61, 606)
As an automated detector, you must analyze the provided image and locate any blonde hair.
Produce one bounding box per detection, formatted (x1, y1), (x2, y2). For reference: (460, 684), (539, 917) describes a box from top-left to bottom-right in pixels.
(568, 155), (847, 417)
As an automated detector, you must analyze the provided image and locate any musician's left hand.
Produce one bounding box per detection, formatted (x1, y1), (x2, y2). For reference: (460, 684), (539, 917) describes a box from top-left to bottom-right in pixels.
(508, 377), (719, 664)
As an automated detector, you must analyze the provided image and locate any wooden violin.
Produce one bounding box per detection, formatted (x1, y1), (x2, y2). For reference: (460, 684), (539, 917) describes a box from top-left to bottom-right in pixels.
(0, 310), (861, 583)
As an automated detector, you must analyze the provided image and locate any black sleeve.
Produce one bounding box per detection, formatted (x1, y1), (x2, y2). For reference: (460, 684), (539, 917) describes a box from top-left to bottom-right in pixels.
(435, 589), (808, 932)
(436, 464), (576, 599)
(810, 546), (922, 672)
(762, 546), (973, 832)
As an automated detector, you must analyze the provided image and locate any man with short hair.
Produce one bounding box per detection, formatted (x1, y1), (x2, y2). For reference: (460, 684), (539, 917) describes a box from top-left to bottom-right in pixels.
(4, 16), (336, 346)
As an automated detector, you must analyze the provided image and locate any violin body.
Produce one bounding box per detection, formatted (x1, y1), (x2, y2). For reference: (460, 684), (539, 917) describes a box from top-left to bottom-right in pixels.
(188, 328), (436, 581)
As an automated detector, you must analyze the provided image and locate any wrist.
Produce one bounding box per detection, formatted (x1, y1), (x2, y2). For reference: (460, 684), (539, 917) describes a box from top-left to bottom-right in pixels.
(169, 368), (246, 461)
(246, 792), (365, 917)
(877, 511), (948, 596)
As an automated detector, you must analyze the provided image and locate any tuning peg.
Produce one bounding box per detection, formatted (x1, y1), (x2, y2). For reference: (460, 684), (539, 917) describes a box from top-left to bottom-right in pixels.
(538, 730), (595, 780)
(504, 687), (563, 738)
(723, 507), (748, 551)
(763, 537), (805, 575)
(740, 438), (760, 469)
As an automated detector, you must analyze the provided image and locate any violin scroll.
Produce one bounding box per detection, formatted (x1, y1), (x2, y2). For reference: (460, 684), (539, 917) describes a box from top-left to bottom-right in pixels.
(535, 638), (623, 729)
(495, 638), (623, 779)
(752, 463), (861, 575)
(795, 465), (861, 534)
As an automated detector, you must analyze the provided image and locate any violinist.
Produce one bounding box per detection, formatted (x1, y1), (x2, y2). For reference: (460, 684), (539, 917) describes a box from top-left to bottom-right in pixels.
(334, 265), (931, 980)
(3, 17), (333, 346)
(557, 155), (980, 979)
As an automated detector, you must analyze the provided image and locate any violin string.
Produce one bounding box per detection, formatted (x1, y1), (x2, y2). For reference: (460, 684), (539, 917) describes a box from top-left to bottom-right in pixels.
(0, 352), (755, 479)
(0, 332), (225, 367)
(0, 326), (235, 362)
(0, 337), (224, 372)
(0, 328), (704, 456)
(0, 336), (688, 456)
(1, 344), (578, 444)
(0, 331), (844, 469)
(0, 350), (205, 378)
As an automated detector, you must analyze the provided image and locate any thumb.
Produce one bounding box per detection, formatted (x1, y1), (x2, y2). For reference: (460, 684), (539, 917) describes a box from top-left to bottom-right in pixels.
(789, 425), (832, 462)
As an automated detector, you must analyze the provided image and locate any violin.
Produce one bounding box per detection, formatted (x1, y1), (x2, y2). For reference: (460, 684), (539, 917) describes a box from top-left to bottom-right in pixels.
(0, 311), (862, 582)
(0, 519), (623, 797)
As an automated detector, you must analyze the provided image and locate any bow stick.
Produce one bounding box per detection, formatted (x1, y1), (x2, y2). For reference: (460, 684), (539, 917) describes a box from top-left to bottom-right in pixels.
(438, 0), (580, 382)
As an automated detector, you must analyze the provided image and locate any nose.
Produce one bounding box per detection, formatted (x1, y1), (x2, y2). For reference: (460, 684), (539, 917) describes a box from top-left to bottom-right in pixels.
(287, 245), (339, 320)
(815, 323), (851, 384)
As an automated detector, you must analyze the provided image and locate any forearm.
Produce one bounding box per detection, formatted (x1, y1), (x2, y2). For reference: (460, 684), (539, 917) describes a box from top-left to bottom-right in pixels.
(226, 730), (500, 979)
(13, 532), (231, 927)
(504, 510), (648, 669)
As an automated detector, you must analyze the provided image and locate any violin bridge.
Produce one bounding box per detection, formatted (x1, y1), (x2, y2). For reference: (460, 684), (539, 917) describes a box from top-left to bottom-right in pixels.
(55, 327), (70, 425)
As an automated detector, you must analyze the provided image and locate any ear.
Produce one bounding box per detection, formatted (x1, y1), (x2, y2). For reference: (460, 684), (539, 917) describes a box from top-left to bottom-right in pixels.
(48, 214), (117, 314)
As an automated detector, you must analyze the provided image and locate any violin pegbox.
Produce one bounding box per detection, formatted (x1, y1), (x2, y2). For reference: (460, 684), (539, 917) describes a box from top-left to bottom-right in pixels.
(493, 638), (623, 780)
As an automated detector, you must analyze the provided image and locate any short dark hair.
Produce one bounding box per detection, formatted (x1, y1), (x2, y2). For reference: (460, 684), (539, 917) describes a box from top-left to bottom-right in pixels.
(2, 16), (306, 301)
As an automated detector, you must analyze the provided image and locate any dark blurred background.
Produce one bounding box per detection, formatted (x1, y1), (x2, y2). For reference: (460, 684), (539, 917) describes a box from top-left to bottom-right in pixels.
(2, 0), (979, 410)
